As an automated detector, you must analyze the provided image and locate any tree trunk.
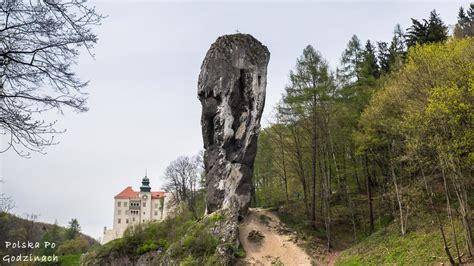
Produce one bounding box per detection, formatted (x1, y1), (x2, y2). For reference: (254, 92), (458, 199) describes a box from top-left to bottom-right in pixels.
(291, 125), (309, 218)
(364, 153), (375, 233)
(389, 159), (405, 236)
(440, 158), (462, 262)
(420, 165), (456, 265)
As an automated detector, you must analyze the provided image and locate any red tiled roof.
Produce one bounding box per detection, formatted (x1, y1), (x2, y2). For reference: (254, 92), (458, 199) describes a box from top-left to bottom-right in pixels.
(114, 186), (138, 199)
(151, 191), (166, 199)
(114, 186), (166, 199)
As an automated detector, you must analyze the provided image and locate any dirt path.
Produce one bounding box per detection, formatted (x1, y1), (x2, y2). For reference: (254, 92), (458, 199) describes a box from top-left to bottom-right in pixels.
(238, 208), (314, 265)
(326, 250), (340, 266)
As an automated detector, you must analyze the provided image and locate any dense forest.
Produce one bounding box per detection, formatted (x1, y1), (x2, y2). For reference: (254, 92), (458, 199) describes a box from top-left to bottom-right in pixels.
(251, 5), (474, 264)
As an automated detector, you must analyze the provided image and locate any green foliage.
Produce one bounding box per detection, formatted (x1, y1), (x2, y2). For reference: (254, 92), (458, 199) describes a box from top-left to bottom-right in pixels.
(406, 10), (448, 47)
(252, 10), (473, 264)
(203, 254), (219, 265)
(179, 222), (218, 257)
(180, 255), (198, 266)
(335, 215), (466, 265)
(359, 40), (380, 83)
(136, 240), (160, 255)
(90, 208), (222, 264)
(57, 237), (89, 255)
(454, 4), (474, 38)
(338, 34), (363, 84)
(208, 212), (224, 222)
(65, 218), (81, 240)
(58, 254), (82, 265)
(0, 213), (96, 260)
(234, 247), (246, 258)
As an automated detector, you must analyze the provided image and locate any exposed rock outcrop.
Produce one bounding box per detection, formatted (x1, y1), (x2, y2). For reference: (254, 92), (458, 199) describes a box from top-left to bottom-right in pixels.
(83, 34), (270, 266)
(198, 33), (270, 216)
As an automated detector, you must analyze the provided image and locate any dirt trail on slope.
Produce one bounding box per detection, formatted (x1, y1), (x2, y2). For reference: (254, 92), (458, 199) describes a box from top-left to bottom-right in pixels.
(238, 208), (315, 265)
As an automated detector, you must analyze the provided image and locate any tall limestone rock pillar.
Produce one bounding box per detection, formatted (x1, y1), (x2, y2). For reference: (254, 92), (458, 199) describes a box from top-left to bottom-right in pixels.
(198, 34), (270, 216)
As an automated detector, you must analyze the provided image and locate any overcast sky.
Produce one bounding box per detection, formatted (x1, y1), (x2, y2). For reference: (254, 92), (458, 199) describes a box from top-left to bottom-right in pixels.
(1, 1), (465, 240)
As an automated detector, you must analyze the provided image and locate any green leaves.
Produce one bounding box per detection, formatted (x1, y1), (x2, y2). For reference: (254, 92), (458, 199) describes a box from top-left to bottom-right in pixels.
(359, 38), (474, 171)
(405, 10), (448, 48)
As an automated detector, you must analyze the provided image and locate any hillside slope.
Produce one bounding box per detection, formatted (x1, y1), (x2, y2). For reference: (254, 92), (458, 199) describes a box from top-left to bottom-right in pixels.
(334, 215), (471, 265)
(238, 208), (314, 265)
(0, 212), (98, 260)
(1, 213), (98, 245)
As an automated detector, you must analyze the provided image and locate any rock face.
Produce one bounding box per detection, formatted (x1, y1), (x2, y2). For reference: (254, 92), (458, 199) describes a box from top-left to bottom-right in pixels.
(198, 34), (270, 216)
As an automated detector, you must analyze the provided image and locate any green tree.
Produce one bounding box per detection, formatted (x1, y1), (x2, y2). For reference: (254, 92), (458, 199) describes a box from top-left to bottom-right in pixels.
(406, 10), (448, 48)
(454, 4), (474, 38)
(377, 41), (390, 75)
(388, 24), (406, 70)
(358, 38), (474, 259)
(337, 35), (363, 86)
(359, 40), (380, 84)
(65, 219), (81, 240)
(57, 237), (89, 255)
(37, 223), (63, 256)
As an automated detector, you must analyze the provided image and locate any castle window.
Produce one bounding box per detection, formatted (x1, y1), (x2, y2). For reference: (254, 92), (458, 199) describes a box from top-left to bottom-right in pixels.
(124, 202), (128, 207)
(154, 211), (158, 216)
(142, 202), (146, 207)
(117, 201), (121, 207)
(133, 217), (135, 222)
(118, 219), (121, 224)
(126, 219), (129, 224)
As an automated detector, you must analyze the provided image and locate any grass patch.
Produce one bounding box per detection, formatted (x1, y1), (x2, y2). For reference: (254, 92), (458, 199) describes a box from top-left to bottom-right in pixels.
(58, 254), (81, 265)
(335, 215), (467, 265)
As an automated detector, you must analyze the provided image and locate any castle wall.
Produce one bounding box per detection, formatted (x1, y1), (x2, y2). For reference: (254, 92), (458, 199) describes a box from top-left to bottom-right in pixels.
(102, 191), (167, 244)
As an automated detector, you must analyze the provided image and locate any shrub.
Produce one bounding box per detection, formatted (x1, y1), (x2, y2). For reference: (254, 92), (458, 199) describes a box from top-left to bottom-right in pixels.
(234, 247), (246, 258)
(136, 240), (159, 255)
(180, 255), (198, 266)
(56, 237), (88, 255)
(88, 207), (222, 263)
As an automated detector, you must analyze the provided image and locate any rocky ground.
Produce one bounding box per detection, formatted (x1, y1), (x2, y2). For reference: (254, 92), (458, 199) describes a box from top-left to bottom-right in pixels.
(237, 208), (318, 265)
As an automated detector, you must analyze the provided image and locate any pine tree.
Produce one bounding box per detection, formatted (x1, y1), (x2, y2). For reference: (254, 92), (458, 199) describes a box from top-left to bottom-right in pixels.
(391, 24), (407, 53)
(337, 35), (363, 85)
(454, 5), (474, 38)
(406, 18), (428, 47)
(406, 10), (448, 47)
(65, 218), (81, 240)
(359, 40), (380, 83)
(426, 10), (448, 43)
(389, 24), (406, 62)
(377, 41), (390, 74)
(468, 3), (474, 21)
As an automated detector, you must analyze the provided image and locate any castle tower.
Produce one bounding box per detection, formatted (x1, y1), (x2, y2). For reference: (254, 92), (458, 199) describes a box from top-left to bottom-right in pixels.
(139, 174), (152, 223)
(140, 174), (151, 192)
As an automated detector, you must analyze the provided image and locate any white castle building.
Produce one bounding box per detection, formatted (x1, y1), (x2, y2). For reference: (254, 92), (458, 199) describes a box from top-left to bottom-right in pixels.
(102, 175), (169, 244)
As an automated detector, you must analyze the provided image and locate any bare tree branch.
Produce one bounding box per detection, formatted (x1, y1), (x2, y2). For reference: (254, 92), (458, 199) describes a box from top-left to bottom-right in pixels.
(0, 0), (104, 157)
